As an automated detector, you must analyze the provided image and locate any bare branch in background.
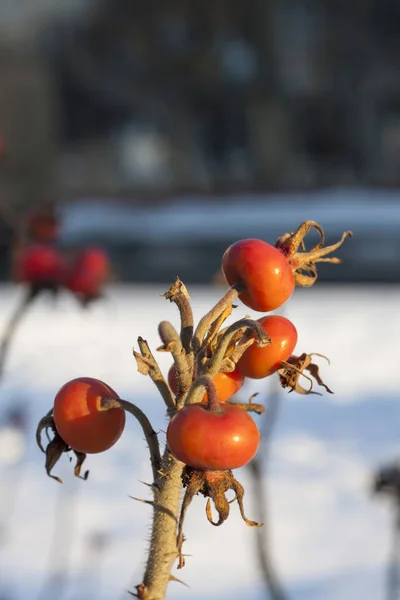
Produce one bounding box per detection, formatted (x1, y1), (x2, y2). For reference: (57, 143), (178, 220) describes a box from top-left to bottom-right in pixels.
(0, 289), (37, 380)
(373, 463), (400, 600)
(248, 378), (288, 600)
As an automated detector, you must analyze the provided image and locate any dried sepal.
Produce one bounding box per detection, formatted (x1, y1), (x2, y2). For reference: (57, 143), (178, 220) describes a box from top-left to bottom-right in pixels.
(177, 467), (261, 569)
(36, 410), (88, 482)
(278, 352), (333, 395)
(72, 450), (89, 479)
(36, 409), (55, 453)
(229, 392), (265, 416)
(275, 221), (352, 288)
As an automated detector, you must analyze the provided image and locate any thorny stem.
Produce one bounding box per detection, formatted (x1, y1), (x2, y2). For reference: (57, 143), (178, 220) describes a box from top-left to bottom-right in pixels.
(134, 337), (176, 415)
(0, 288), (36, 379)
(100, 398), (161, 482)
(205, 318), (270, 378)
(141, 454), (184, 597)
(158, 320), (192, 408)
(126, 281), (276, 598)
(192, 284), (242, 352)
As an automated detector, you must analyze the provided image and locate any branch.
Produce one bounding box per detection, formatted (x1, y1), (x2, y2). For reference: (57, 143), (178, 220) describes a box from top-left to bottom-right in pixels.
(100, 398), (161, 482)
(387, 507), (400, 600)
(133, 337), (176, 415)
(0, 288), (36, 379)
(158, 321), (192, 408)
(192, 285), (241, 352)
(139, 455), (184, 599)
(189, 375), (220, 411)
(163, 277), (194, 359)
(185, 374), (219, 407)
(248, 381), (288, 600)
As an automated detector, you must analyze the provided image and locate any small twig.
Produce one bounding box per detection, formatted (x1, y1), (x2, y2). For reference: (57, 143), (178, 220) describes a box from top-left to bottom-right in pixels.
(163, 277), (194, 359)
(100, 398), (161, 482)
(192, 285), (242, 352)
(36, 480), (78, 600)
(194, 375), (219, 411)
(158, 321), (192, 408)
(134, 337), (176, 415)
(387, 506), (400, 600)
(249, 378), (288, 600)
(185, 374), (219, 407)
(0, 288), (36, 379)
(205, 319), (270, 378)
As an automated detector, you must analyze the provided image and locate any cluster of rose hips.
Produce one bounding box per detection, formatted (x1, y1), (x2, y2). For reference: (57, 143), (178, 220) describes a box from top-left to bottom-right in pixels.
(36, 220), (351, 594)
(13, 205), (110, 306)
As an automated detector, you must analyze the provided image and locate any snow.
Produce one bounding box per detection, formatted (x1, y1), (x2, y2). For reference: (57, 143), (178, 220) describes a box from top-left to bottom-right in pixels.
(0, 282), (397, 599)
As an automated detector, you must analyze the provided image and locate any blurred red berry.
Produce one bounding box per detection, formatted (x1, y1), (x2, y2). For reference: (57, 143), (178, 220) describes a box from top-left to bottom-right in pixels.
(65, 247), (110, 303)
(14, 245), (63, 287)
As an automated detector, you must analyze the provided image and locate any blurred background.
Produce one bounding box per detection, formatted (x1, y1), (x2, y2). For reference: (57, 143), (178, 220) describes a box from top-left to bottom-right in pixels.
(0, 1), (400, 599)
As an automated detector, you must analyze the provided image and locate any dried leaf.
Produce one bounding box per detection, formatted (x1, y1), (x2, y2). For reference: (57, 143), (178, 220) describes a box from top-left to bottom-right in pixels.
(164, 277), (190, 300)
(228, 400), (264, 415)
(220, 336), (255, 371)
(156, 342), (176, 353)
(278, 352), (333, 395)
(307, 362), (334, 394)
(133, 351), (153, 375)
(205, 303), (233, 350)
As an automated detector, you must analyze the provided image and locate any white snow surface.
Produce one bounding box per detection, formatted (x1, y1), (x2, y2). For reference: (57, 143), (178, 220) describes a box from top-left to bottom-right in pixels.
(0, 283), (397, 600)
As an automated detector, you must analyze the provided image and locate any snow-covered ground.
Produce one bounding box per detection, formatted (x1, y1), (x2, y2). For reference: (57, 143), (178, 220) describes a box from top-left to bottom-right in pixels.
(0, 282), (398, 600)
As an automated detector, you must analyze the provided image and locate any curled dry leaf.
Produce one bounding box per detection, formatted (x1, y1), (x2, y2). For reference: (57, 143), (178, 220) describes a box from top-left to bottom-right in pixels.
(204, 302), (233, 349)
(278, 352), (334, 395)
(133, 351), (153, 376)
(219, 335), (255, 372)
(163, 277), (191, 301)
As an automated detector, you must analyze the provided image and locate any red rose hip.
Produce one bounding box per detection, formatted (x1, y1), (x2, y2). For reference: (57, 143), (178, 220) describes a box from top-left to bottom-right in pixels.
(222, 238), (295, 312)
(237, 315), (298, 379)
(53, 377), (125, 454)
(166, 402), (260, 470)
